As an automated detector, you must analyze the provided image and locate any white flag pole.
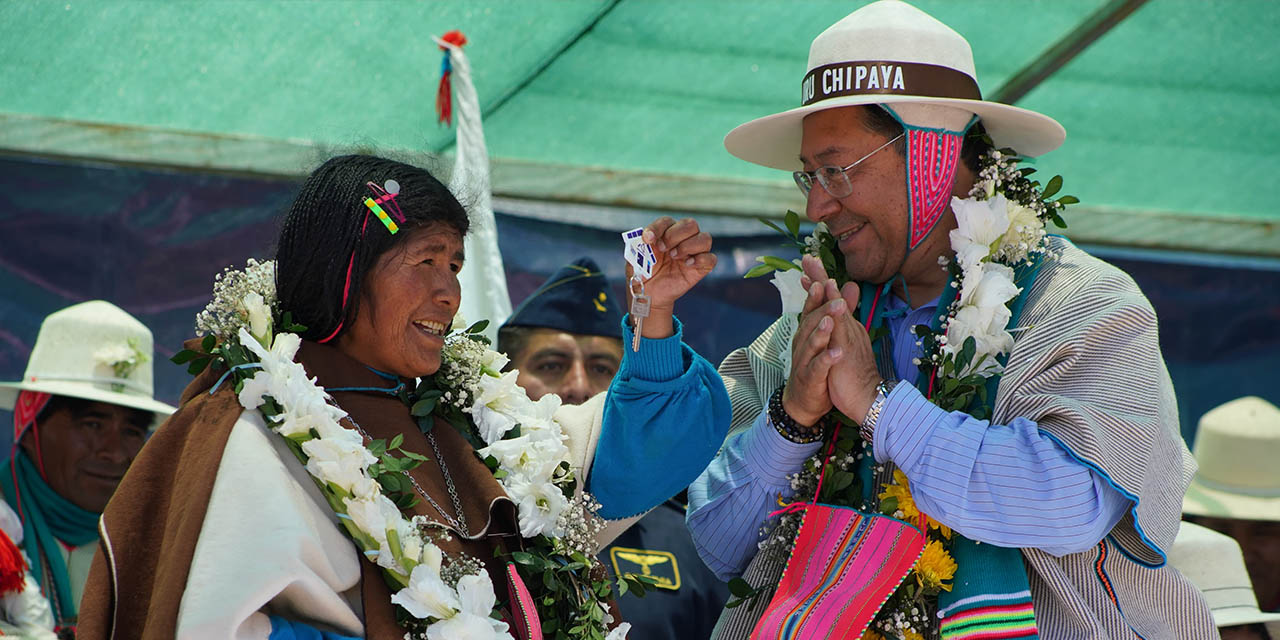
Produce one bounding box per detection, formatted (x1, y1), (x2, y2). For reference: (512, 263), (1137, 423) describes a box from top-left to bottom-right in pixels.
(434, 35), (511, 343)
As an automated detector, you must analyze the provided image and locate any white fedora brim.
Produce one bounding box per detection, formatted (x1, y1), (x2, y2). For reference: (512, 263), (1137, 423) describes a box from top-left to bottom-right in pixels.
(1183, 478), (1280, 523)
(0, 380), (175, 429)
(1213, 605), (1280, 628)
(725, 93), (1066, 171)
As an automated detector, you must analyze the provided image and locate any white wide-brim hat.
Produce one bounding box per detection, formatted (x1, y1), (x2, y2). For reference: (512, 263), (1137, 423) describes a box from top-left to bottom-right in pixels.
(1183, 396), (1280, 522)
(0, 301), (175, 426)
(725, 0), (1066, 171)
(1168, 521), (1280, 628)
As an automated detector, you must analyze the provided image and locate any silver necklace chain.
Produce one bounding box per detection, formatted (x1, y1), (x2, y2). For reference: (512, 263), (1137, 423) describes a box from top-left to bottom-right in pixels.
(346, 414), (469, 537)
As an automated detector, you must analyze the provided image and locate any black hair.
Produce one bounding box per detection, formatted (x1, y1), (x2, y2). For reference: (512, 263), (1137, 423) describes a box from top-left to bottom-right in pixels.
(275, 155), (470, 342)
(860, 105), (992, 174)
(35, 395), (152, 431)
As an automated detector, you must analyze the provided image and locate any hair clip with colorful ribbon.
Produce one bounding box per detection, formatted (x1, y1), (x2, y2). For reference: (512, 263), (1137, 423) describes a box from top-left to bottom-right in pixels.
(363, 179), (405, 235)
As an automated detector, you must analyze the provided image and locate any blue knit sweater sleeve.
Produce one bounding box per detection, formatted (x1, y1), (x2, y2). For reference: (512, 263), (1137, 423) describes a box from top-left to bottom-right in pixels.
(268, 616), (361, 640)
(588, 316), (731, 519)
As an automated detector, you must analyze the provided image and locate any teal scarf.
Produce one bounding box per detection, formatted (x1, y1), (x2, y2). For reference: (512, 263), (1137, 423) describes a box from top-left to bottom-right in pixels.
(855, 255), (1044, 640)
(1, 450), (101, 622)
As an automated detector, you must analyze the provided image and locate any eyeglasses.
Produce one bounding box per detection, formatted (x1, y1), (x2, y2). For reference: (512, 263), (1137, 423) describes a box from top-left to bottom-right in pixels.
(793, 133), (904, 199)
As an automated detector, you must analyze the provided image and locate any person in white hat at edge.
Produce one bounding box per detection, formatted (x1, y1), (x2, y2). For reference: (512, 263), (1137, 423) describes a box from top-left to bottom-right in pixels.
(686, 1), (1216, 638)
(1168, 521), (1280, 640)
(1183, 397), (1280, 619)
(0, 301), (174, 637)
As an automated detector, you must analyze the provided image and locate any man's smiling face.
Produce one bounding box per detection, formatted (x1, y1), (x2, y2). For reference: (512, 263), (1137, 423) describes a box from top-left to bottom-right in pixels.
(799, 106), (911, 285)
(25, 398), (150, 513)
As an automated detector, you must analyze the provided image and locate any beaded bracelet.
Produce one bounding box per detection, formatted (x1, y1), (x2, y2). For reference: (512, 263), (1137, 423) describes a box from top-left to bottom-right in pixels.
(768, 385), (824, 444)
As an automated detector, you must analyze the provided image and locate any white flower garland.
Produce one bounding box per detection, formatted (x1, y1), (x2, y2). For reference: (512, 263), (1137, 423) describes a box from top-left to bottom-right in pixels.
(937, 153), (1052, 378)
(218, 293), (626, 638)
(233, 326), (510, 638)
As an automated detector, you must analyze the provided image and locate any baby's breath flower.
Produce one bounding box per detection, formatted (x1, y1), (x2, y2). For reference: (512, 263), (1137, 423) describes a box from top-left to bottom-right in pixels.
(196, 258), (277, 343)
(554, 493), (607, 557)
(436, 333), (487, 409)
(440, 552), (485, 589)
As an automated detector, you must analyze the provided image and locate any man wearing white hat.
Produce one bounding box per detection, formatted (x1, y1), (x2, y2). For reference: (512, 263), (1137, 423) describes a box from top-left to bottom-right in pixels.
(1183, 396), (1280, 618)
(0, 301), (174, 635)
(687, 1), (1215, 638)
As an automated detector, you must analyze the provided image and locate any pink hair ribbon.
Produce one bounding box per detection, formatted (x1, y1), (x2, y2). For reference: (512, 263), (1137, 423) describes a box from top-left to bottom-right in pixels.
(317, 179), (404, 343)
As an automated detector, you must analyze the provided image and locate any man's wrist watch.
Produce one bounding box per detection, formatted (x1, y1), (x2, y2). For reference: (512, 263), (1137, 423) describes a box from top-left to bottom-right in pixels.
(859, 380), (898, 443)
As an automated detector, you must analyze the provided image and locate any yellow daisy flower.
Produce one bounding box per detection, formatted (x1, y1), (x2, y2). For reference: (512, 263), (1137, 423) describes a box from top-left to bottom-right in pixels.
(915, 539), (958, 593)
(878, 470), (921, 520)
(879, 470), (954, 538)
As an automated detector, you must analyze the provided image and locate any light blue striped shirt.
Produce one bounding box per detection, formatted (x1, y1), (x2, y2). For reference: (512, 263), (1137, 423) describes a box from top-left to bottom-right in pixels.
(687, 294), (1132, 580)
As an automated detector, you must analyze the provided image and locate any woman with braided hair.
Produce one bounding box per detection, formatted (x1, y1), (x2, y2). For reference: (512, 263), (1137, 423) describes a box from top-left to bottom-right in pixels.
(76, 155), (730, 640)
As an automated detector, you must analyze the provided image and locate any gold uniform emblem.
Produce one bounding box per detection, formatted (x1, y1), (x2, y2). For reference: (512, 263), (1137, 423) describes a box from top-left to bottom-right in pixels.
(610, 547), (681, 591)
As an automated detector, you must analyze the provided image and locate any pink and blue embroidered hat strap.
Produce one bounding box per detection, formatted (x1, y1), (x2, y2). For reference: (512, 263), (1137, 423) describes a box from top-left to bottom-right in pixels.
(882, 106), (977, 251)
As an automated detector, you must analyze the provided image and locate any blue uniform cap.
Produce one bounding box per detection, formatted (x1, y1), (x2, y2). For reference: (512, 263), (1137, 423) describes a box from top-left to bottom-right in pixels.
(502, 257), (623, 339)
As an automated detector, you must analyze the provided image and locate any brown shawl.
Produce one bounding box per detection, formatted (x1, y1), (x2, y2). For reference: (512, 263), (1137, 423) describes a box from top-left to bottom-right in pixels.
(77, 340), (521, 639)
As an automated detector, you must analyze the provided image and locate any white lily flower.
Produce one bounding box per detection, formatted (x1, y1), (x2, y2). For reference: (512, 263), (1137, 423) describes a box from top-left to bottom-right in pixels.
(605, 622), (633, 640)
(241, 292), (273, 348)
(472, 406), (519, 446)
(237, 373), (272, 411)
(955, 262), (1019, 310)
(399, 528), (423, 567)
(239, 327), (301, 370)
(525, 393), (563, 432)
(301, 437), (378, 498)
(479, 348), (510, 373)
(479, 429), (570, 484)
(505, 477), (569, 538)
(944, 261), (1019, 376)
(949, 195), (1011, 270)
(272, 410), (326, 439)
(391, 562), (462, 622)
(426, 612), (512, 640)
(770, 267), (807, 315)
(420, 541), (444, 573)
(457, 573), (505, 625)
(945, 305), (1014, 377)
(469, 371), (531, 443)
(995, 200), (1045, 263)
(345, 494), (409, 571)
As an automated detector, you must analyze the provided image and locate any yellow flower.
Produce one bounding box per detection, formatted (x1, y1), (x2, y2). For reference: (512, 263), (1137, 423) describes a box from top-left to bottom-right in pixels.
(879, 470), (921, 519)
(861, 630), (886, 640)
(903, 631), (926, 640)
(878, 470), (953, 538)
(915, 540), (958, 593)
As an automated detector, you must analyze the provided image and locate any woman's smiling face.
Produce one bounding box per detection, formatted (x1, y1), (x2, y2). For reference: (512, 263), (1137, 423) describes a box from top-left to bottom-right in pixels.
(336, 223), (464, 378)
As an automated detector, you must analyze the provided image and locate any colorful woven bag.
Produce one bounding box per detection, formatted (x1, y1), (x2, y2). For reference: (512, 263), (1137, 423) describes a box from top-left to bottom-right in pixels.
(751, 425), (926, 639)
(506, 562), (543, 640)
(751, 506), (926, 639)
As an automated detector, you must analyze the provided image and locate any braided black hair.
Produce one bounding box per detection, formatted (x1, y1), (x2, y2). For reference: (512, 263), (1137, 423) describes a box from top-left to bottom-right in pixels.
(276, 155), (469, 342)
